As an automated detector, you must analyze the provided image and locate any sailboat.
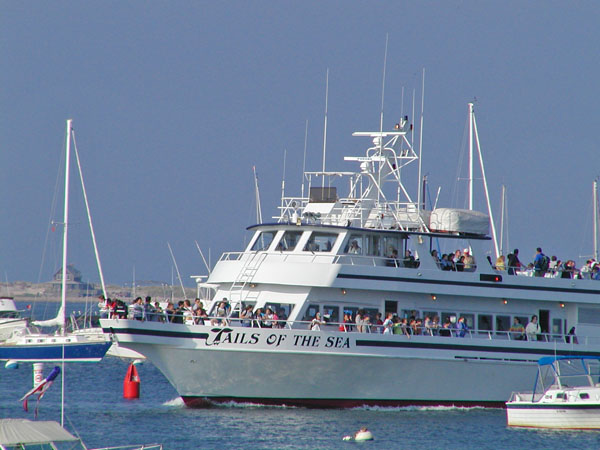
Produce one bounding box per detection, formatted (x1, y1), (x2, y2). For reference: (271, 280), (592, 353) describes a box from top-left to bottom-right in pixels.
(0, 120), (111, 362)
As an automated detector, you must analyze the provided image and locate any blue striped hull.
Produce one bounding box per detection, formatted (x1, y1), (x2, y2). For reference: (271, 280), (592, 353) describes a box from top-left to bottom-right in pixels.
(0, 341), (111, 362)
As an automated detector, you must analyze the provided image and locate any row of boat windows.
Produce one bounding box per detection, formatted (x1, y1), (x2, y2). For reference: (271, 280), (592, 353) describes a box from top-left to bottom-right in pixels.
(302, 304), (565, 335)
(251, 229), (406, 257)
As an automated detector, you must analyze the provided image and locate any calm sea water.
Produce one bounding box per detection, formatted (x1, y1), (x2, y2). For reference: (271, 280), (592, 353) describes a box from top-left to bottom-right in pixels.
(2, 302), (599, 449)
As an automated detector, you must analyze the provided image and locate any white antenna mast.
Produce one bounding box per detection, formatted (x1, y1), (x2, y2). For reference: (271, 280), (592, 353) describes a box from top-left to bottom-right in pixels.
(499, 185), (506, 256)
(253, 166), (262, 223)
(301, 120), (308, 199)
(281, 149), (287, 210)
(377, 34), (389, 203)
(167, 242), (186, 299)
(321, 68), (329, 188)
(417, 68), (425, 214)
(594, 179), (599, 261)
(469, 103), (474, 210)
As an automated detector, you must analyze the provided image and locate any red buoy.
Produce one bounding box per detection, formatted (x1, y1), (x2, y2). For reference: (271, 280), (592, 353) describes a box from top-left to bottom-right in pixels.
(123, 363), (140, 399)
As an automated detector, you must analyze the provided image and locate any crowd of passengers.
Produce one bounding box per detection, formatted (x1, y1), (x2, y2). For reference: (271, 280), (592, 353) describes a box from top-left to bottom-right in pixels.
(101, 296), (577, 343)
(391, 245), (600, 280)
(101, 296), (288, 327)
(494, 247), (600, 279)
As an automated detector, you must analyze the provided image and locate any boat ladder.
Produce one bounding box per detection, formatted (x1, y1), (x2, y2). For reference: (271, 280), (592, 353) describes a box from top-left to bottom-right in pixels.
(227, 252), (266, 315)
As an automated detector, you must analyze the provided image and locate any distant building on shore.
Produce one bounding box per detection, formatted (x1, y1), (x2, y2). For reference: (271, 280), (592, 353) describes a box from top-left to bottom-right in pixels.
(50, 264), (99, 296)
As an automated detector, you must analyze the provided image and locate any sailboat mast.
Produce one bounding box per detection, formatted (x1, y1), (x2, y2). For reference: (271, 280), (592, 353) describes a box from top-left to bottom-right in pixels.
(60, 119), (72, 336)
(594, 179), (598, 261)
(468, 103), (474, 211)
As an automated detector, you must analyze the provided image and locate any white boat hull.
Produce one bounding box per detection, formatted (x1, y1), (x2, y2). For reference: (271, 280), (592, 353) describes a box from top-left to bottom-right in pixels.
(101, 319), (597, 407)
(506, 404), (600, 429)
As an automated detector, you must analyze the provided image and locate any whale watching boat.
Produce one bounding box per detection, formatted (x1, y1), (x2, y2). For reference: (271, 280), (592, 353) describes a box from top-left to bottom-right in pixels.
(102, 104), (600, 407)
(506, 356), (600, 429)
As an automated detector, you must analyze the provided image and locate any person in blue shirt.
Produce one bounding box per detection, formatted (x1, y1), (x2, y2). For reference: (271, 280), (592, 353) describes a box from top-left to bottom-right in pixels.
(456, 316), (468, 337)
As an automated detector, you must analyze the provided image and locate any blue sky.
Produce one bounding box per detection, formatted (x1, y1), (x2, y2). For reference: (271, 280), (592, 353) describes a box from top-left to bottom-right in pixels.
(1, 1), (599, 287)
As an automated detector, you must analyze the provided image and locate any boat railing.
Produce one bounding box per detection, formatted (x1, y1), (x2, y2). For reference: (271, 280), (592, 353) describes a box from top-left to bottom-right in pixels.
(129, 314), (600, 346)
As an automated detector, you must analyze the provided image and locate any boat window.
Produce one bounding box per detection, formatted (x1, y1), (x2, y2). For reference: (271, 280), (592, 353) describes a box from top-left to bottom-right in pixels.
(323, 305), (339, 324)
(251, 231), (277, 251)
(441, 312), (457, 327)
(496, 315), (511, 334)
(478, 314), (493, 332)
(578, 307), (600, 325)
(302, 304), (320, 321)
(344, 234), (363, 255)
(362, 308), (380, 323)
(459, 313), (475, 330)
(264, 302), (293, 321)
(385, 301), (399, 315)
(580, 393), (590, 399)
(423, 311), (438, 322)
(366, 235), (382, 256)
(276, 230), (303, 252)
(382, 235), (401, 258)
(556, 393), (566, 399)
(304, 232), (337, 252)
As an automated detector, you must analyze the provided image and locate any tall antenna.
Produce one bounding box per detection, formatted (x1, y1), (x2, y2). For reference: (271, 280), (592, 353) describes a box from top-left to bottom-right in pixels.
(594, 179), (599, 261)
(281, 149), (287, 209)
(321, 68), (329, 188)
(468, 103), (474, 210)
(417, 69), (425, 215)
(301, 120), (308, 199)
(379, 33), (389, 135)
(377, 34), (389, 203)
(253, 166), (262, 223)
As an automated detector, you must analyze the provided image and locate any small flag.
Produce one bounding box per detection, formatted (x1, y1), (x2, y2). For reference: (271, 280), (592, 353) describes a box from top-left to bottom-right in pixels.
(20, 366), (60, 418)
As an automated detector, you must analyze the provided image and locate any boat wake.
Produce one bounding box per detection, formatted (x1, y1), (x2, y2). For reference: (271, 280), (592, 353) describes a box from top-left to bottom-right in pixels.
(351, 405), (489, 412)
(162, 397), (185, 407)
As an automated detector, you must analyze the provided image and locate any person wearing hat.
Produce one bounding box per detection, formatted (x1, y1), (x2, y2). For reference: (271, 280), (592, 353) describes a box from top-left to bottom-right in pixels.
(463, 248), (475, 272)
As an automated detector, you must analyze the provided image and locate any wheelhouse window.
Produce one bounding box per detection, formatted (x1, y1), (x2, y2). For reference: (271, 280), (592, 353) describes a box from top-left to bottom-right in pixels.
(344, 234), (363, 255)
(366, 235), (381, 256)
(276, 230), (303, 251)
(251, 231), (277, 251)
(382, 235), (401, 258)
(304, 232), (337, 252)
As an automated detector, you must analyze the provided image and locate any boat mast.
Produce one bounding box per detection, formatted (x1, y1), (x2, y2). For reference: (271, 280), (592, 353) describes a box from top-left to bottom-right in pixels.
(468, 103), (474, 210)
(253, 166), (262, 223)
(417, 69), (425, 218)
(60, 119), (72, 336)
(321, 69), (329, 189)
(499, 185), (506, 256)
(594, 179), (599, 261)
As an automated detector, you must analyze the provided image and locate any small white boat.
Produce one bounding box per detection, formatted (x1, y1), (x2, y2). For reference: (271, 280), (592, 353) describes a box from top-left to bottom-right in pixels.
(0, 418), (163, 450)
(506, 356), (600, 429)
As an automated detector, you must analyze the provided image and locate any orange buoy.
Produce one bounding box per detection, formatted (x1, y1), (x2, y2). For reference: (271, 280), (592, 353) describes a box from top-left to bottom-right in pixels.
(123, 363), (140, 399)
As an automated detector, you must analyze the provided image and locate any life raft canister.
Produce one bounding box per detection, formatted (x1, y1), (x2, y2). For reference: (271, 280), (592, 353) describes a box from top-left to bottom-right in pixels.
(123, 362), (140, 399)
